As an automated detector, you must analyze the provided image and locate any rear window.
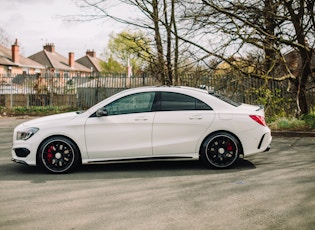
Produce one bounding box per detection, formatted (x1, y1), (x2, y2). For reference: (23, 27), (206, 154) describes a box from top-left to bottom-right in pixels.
(209, 91), (241, 107)
(155, 92), (212, 111)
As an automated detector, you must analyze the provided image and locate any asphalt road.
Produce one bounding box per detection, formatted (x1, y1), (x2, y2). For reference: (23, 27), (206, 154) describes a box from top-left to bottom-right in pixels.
(0, 117), (314, 230)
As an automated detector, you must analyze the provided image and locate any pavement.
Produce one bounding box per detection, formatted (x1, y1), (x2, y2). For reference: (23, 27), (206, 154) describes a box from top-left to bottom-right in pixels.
(1, 116), (315, 230)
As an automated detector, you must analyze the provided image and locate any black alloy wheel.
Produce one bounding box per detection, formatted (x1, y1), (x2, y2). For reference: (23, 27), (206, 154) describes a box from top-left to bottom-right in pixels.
(38, 136), (80, 173)
(200, 132), (240, 168)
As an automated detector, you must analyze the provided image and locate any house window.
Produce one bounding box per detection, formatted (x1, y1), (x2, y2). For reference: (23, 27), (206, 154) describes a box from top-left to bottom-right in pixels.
(22, 68), (29, 74)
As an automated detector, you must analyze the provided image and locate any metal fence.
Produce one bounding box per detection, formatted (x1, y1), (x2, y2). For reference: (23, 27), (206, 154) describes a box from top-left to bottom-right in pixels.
(0, 73), (314, 117)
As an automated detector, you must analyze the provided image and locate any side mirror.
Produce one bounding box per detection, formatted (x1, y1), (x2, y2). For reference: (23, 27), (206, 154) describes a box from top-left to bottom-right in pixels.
(96, 108), (108, 117)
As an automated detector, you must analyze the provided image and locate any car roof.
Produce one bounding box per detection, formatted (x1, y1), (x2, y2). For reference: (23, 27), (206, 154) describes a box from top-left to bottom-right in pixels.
(86, 86), (211, 114)
(126, 85), (209, 94)
(86, 85), (243, 116)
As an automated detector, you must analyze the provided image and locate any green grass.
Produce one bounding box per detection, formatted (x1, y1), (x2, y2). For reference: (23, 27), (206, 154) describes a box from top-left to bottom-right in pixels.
(268, 115), (315, 131)
(1, 106), (76, 117)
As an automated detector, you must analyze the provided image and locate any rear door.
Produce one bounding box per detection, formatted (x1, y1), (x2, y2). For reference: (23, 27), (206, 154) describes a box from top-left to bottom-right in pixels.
(152, 92), (215, 155)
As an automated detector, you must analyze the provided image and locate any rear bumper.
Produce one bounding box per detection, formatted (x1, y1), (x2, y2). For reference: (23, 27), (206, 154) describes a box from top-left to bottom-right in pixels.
(262, 132), (272, 152)
(239, 127), (272, 157)
(258, 133), (272, 151)
(264, 144), (271, 152)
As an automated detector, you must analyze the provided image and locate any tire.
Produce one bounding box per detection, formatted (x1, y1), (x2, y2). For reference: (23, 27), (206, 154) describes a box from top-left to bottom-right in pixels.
(200, 132), (240, 168)
(37, 136), (80, 173)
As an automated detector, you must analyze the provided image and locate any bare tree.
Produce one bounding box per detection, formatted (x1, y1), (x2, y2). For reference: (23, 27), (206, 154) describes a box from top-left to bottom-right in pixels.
(0, 27), (12, 47)
(73, 0), (184, 85)
(182, 0), (315, 116)
(72, 0), (314, 114)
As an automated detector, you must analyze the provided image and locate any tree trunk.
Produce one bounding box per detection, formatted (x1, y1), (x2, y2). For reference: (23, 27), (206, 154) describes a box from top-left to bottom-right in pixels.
(296, 50), (312, 116)
(152, 0), (166, 84)
(163, 0), (172, 85)
(263, 0), (278, 76)
(297, 83), (308, 116)
(171, 0), (179, 85)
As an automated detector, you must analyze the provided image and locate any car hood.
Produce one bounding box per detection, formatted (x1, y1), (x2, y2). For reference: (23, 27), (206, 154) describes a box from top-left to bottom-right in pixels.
(20, 112), (79, 128)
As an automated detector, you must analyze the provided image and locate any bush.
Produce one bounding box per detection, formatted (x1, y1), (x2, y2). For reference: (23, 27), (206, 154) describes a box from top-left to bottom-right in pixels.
(3, 106), (75, 116)
(268, 114), (315, 131)
(302, 114), (315, 130)
(278, 118), (306, 130)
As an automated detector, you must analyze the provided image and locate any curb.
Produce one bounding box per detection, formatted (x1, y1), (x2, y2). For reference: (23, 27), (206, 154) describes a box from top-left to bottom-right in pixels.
(272, 131), (315, 137)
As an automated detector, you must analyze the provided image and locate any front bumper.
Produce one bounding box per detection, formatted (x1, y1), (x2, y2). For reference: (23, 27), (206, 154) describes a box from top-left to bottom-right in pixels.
(11, 157), (29, 166)
(14, 148), (31, 157)
(12, 140), (38, 166)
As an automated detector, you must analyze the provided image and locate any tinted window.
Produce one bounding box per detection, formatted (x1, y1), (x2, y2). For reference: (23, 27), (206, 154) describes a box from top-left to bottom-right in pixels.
(209, 91), (241, 107)
(158, 92), (212, 111)
(104, 92), (155, 115)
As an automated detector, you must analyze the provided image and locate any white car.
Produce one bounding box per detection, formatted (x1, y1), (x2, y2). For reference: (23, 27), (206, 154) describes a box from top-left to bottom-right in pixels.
(12, 86), (272, 173)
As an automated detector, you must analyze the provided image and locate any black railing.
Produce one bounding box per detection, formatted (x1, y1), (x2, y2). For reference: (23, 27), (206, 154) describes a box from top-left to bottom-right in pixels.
(0, 73), (314, 117)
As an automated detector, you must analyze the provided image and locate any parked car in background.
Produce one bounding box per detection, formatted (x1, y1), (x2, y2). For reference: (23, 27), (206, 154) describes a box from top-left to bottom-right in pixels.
(12, 86), (271, 173)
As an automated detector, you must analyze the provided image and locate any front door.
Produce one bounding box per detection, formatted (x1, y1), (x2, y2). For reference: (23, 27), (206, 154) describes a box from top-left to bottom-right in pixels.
(85, 92), (156, 159)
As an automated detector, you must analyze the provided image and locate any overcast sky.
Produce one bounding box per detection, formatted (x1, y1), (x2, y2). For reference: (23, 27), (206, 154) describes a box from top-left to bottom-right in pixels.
(0, 0), (130, 59)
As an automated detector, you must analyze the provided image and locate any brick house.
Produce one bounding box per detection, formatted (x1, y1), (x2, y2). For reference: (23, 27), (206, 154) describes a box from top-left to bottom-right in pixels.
(0, 39), (44, 76)
(28, 43), (92, 77)
(76, 50), (103, 75)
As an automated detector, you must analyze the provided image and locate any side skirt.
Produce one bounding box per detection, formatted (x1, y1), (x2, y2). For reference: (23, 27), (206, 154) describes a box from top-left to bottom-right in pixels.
(85, 156), (195, 165)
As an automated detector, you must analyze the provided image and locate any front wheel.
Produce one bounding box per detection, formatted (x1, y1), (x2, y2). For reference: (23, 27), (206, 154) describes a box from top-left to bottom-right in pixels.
(200, 132), (240, 168)
(37, 136), (80, 173)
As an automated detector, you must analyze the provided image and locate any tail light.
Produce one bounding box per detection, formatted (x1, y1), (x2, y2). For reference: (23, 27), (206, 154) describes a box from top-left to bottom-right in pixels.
(249, 115), (266, 126)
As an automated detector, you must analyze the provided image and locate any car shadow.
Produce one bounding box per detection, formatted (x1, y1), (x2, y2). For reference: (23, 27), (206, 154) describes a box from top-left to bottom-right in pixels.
(1, 159), (256, 182)
(81, 158), (255, 172)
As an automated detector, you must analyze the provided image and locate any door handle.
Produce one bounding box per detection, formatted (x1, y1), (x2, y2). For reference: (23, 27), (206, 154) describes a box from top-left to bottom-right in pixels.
(135, 117), (148, 121)
(189, 115), (202, 120)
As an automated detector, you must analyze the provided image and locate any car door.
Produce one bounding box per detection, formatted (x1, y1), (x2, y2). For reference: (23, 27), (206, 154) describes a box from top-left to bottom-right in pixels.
(85, 92), (156, 159)
(152, 92), (215, 155)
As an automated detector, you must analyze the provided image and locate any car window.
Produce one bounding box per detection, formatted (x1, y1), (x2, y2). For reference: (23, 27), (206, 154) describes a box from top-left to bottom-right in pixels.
(104, 92), (155, 115)
(158, 92), (212, 111)
(209, 91), (241, 107)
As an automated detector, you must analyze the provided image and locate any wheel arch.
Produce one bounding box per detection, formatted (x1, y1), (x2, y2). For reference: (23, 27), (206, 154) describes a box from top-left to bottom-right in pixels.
(36, 135), (82, 166)
(199, 130), (244, 157)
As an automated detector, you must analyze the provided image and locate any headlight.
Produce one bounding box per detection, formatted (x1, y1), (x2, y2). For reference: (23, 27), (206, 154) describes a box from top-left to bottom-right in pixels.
(16, 127), (39, 140)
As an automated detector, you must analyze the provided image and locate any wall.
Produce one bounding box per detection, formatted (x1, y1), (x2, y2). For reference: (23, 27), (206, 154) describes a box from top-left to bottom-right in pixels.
(1, 94), (77, 108)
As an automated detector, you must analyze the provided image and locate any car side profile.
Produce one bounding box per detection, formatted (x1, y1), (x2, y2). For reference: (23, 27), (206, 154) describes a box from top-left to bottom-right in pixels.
(12, 86), (272, 173)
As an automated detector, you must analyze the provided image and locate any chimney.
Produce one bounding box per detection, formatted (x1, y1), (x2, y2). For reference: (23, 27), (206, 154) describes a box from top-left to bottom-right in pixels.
(86, 49), (96, 58)
(69, 52), (74, 68)
(12, 39), (19, 63)
(43, 43), (55, 53)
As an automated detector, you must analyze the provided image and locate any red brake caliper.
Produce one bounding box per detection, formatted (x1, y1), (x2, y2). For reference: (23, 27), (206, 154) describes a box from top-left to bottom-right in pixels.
(227, 142), (233, 152)
(47, 145), (54, 163)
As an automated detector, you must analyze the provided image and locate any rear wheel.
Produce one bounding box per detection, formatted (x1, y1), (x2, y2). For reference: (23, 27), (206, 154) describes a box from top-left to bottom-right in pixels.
(38, 136), (80, 173)
(200, 132), (240, 168)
